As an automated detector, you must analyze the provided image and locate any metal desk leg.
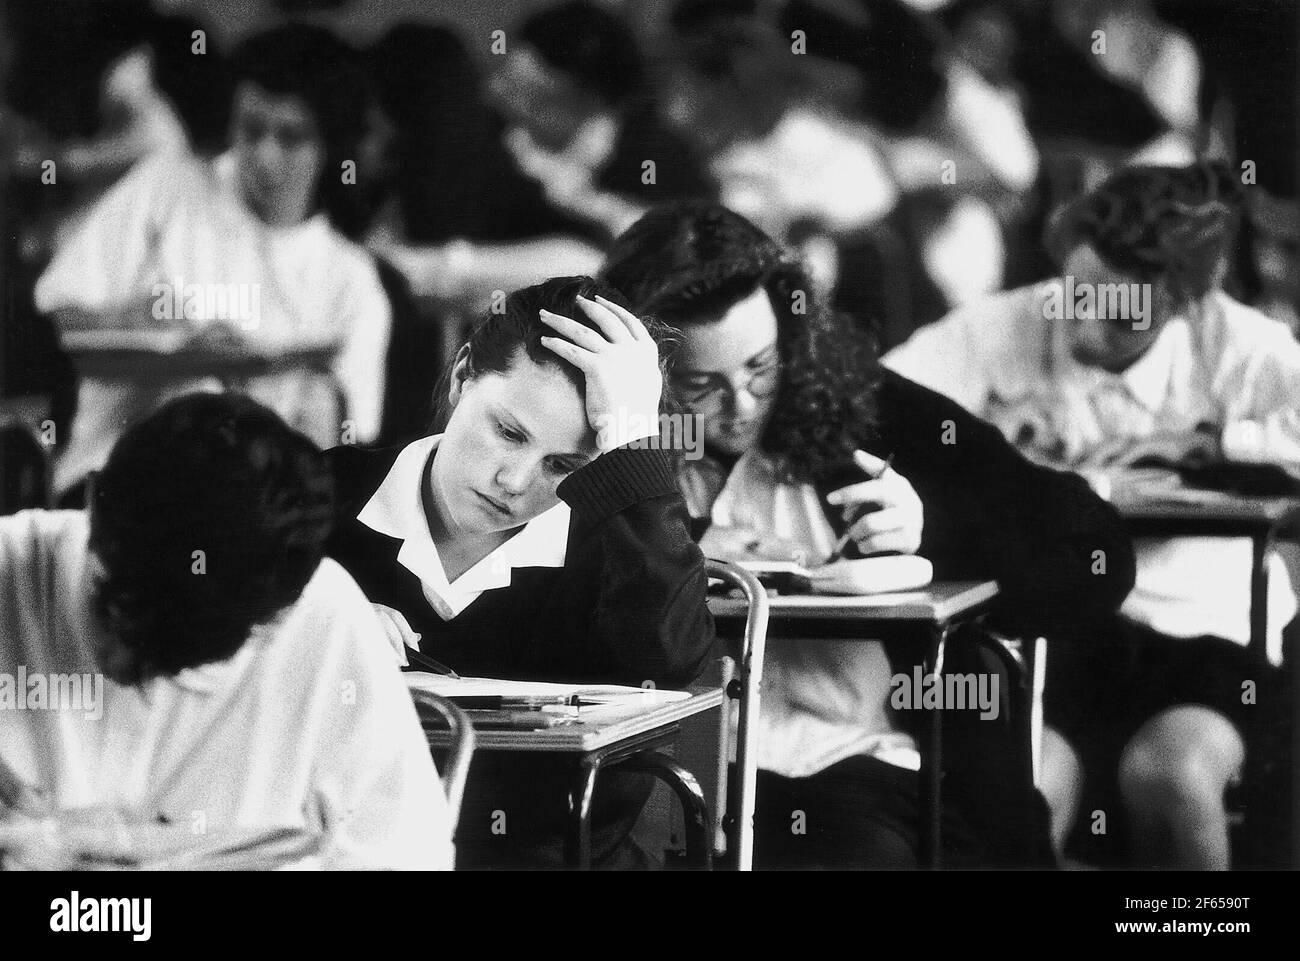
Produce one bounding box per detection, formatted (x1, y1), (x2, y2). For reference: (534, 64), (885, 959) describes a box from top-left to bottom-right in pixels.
(1241, 534), (1272, 865)
(566, 758), (600, 869)
(1294, 613), (1300, 869)
(918, 623), (950, 869)
(623, 752), (713, 869)
(1249, 535), (1271, 672)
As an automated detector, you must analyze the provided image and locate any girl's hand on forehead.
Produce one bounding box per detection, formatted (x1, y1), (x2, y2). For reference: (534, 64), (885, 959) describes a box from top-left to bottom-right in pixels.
(539, 294), (664, 452)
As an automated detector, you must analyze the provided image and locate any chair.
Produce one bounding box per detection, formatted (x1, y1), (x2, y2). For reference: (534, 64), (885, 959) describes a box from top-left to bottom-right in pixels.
(704, 559), (769, 871)
(979, 633), (1048, 789)
(409, 690), (476, 831)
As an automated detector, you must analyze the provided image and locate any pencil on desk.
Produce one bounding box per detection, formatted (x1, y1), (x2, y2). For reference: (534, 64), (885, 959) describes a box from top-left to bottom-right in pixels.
(450, 695), (580, 709)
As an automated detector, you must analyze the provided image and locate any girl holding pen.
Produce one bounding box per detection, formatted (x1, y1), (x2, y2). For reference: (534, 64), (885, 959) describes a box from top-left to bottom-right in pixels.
(324, 276), (714, 869)
(600, 201), (1137, 869)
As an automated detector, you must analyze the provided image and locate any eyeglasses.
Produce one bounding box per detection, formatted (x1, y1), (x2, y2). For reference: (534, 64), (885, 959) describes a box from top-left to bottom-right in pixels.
(671, 361), (782, 413)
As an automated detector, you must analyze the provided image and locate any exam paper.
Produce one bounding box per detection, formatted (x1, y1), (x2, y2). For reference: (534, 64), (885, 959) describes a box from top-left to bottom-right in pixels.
(403, 674), (692, 704)
(721, 555), (934, 595)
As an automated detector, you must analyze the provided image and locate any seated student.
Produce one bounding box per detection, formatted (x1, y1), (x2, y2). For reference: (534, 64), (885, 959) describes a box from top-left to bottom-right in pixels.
(599, 201), (1136, 868)
(324, 276), (714, 869)
(487, 1), (713, 244)
(364, 22), (607, 307)
(34, 24), (391, 501)
(884, 160), (1300, 868)
(0, 393), (451, 869)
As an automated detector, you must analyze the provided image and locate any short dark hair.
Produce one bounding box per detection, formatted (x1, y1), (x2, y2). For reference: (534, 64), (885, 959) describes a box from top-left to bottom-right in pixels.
(601, 202), (881, 482)
(227, 24), (370, 222)
(519, 1), (644, 107)
(1045, 160), (1243, 307)
(432, 276), (677, 431)
(90, 393), (336, 682)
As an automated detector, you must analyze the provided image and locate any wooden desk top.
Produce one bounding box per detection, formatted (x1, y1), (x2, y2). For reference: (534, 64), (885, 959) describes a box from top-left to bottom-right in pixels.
(61, 330), (338, 380)
(708, 580), (1000, 623)
(0, 395), (50, 428)
(422, 686), (724, 754)
(1114, 492), (1300, 530)
(1094, 469), (1300, 535)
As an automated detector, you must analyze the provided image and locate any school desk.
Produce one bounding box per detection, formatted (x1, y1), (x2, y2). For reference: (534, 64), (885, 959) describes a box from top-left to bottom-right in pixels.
(708, 581), (1008, 868)
(1105, 478), (1300, 868)
(421, 686), (725, 869)
(61, 329), (339, 387)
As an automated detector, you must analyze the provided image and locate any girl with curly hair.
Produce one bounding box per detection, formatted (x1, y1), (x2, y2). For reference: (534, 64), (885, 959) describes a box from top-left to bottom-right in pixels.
(601, 201), (1135, 869)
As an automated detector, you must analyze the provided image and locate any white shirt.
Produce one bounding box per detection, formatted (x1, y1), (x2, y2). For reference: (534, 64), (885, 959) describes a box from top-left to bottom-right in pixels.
(685, 450), (920, 778)
(357, 434), (571, 621)
(885, 284), (1300, 655)
(712, 107), (899, 240)
(0, 510), (452, 870)
(35, 150), (392, 493)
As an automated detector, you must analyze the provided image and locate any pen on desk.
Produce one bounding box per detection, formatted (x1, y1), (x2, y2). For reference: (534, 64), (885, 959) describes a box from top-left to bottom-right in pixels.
(405, 648), (460, 679)
(827, 453), (895, 563)
(464, 710), (581, 728)
(450, 695), (589, 710)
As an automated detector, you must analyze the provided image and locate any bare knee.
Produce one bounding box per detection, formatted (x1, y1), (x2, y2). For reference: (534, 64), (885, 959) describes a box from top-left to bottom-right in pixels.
(1118, 706), (1245, 809)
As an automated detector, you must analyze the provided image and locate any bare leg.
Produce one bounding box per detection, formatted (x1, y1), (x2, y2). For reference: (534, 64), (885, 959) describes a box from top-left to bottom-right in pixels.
(1118, 705), (1245, 870)
(1039, 725), (1085, 862)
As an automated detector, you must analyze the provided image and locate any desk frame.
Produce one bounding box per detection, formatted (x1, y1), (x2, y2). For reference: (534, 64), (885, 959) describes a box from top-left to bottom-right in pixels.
(423, 688), (724, 869)
(709, 582), (1003, 868)
(1117, 497), (1300, 868)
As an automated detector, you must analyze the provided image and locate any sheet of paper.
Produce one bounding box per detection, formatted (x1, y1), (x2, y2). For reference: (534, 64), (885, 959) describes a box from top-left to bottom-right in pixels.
(713, 556), (934, 595)
(403, 674), (691, 704)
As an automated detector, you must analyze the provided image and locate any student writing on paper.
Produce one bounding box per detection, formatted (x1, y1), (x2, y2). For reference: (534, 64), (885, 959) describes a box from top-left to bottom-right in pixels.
(601, 201), (1137, 868)
(0, 394), (451, 870)
(885, 161), (1300, 868)
(324, 276), (714, 869)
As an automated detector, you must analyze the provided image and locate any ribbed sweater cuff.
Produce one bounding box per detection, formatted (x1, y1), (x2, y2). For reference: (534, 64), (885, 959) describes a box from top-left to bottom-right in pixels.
(558, 445), (677, 519)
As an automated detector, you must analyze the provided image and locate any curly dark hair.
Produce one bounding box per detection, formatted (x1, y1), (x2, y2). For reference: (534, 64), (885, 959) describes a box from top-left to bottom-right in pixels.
(89, 393), (336, 683)
(600, 201), (882, 482)
(1045, 160), (1243, 309)
(431, 276), (679, 432)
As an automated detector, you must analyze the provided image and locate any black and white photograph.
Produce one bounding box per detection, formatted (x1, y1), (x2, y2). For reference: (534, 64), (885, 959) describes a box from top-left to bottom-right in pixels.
(0, 0), (1296, 939)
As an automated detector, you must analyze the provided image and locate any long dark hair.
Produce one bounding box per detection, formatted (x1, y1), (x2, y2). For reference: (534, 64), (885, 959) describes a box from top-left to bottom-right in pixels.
(601, 201), (882, 482)
(430, 276), (678, 433)
(90, 393), (336, 683)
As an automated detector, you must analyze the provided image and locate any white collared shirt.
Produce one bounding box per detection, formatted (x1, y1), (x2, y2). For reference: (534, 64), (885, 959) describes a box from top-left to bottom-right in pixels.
(685, 449), (920, 778)
(357, 434), (571, 621)
(0, 510), (452, 869)
(884, 284), (1300, 655)
(34, 149), (392, 493)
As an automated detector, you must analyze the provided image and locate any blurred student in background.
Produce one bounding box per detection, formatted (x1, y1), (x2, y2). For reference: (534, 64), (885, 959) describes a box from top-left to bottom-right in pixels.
(364, 22), (607, 307)
(0, 393), (450, 870)
(33, 24), (391, 501)
(602, 201), (1135, 868)
(489, 1), (713, 244)
(325, 277), (714, 869)
(886, 160), (1300, 868)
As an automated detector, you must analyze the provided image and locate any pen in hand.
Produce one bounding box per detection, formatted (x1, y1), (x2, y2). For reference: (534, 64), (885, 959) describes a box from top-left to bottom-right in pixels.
(826, 452), (895, 564)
